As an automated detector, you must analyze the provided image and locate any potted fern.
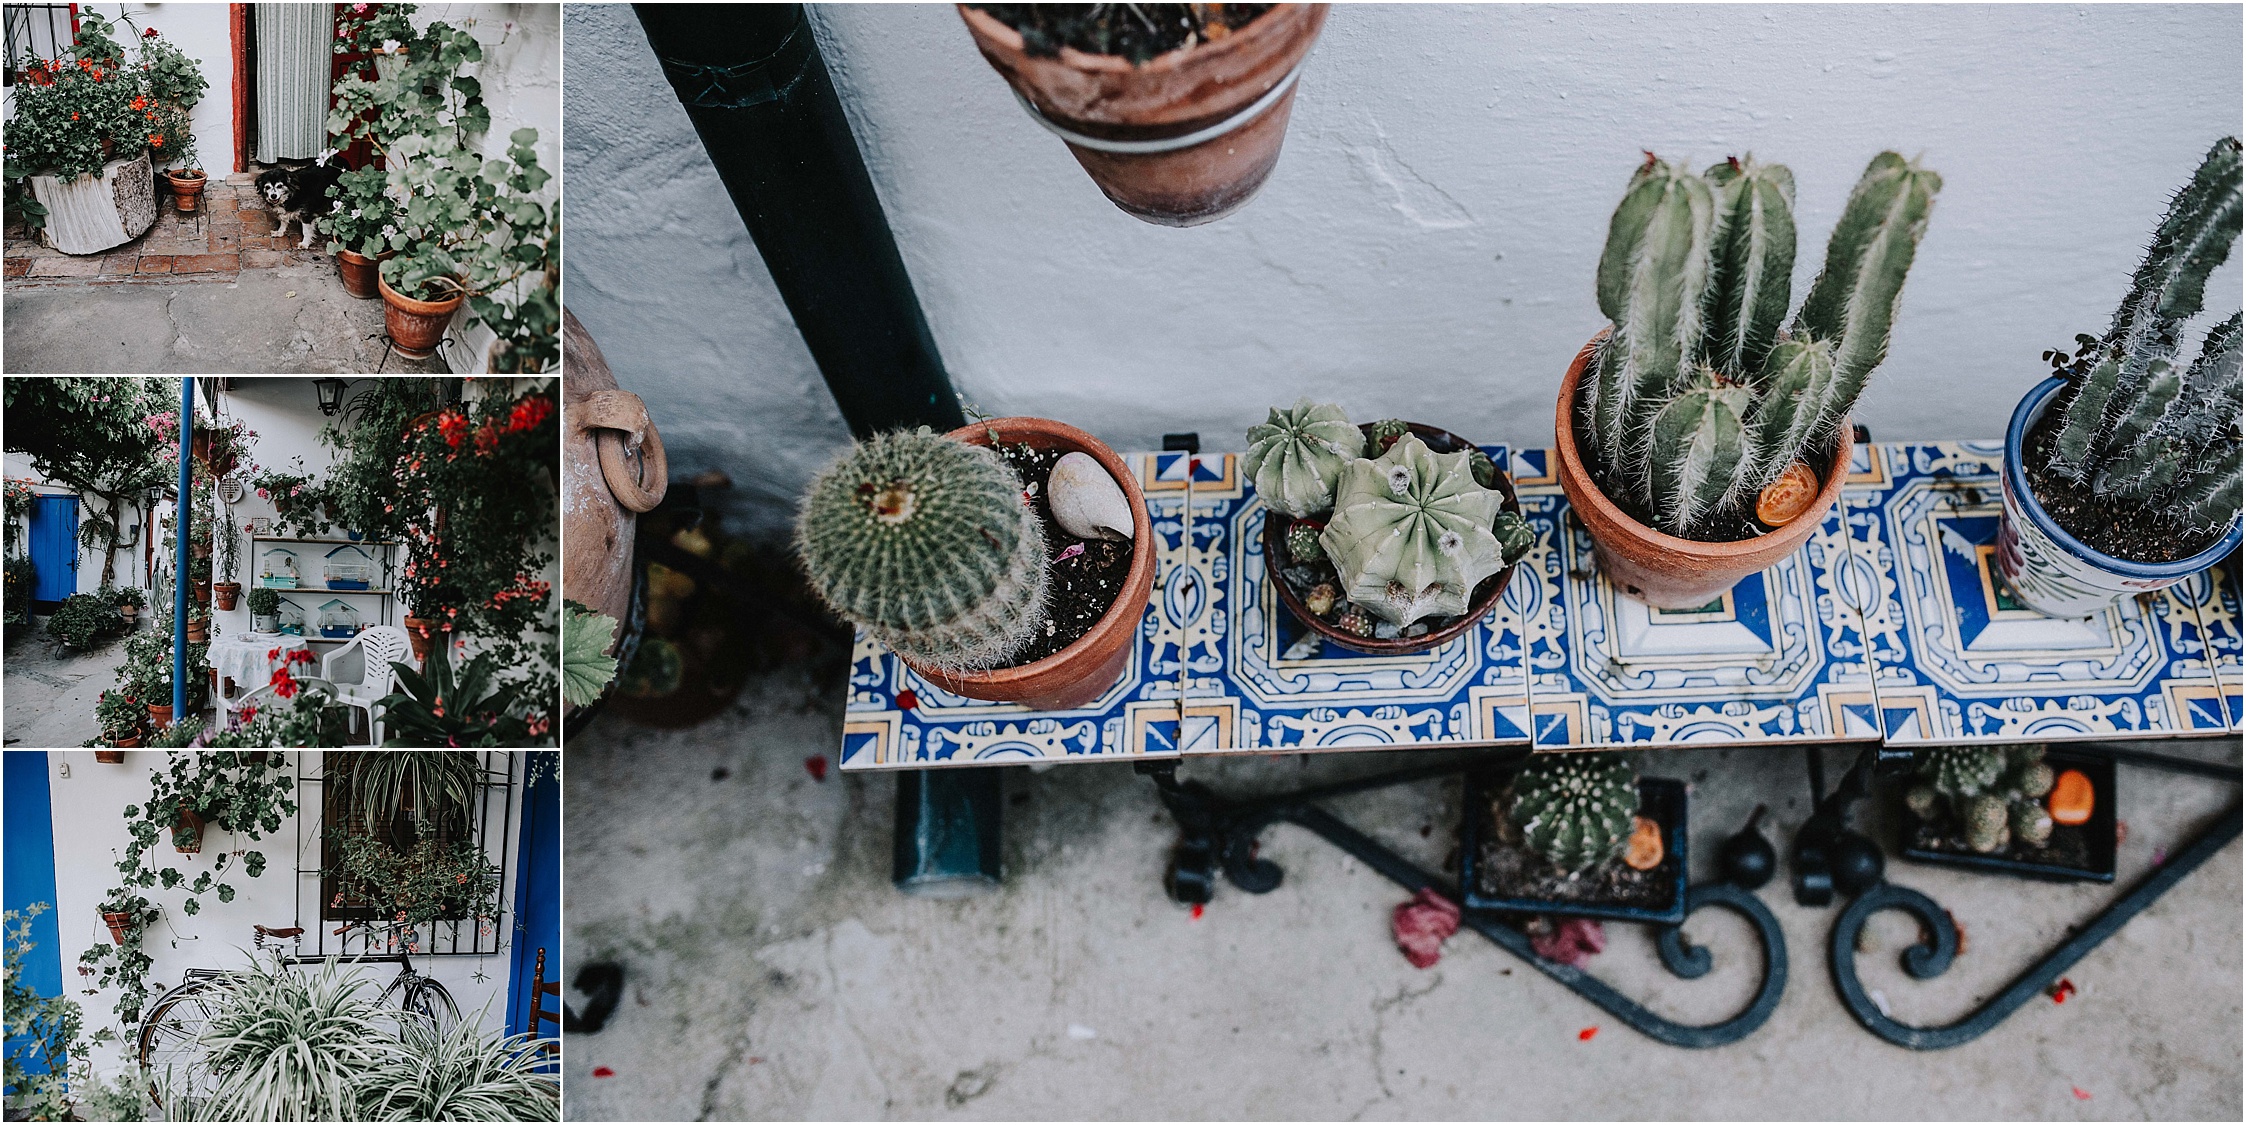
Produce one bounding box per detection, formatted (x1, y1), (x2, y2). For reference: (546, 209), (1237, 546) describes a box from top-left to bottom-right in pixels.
(1998, 138), (2243, 618)
(1557, 151), (1942, 608)
(796, 419), (1156, 710)
(1244, 403), (1534, 653)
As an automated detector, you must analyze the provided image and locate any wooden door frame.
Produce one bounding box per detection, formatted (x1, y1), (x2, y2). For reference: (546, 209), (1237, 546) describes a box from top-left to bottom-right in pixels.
(229, 4), (252, 173)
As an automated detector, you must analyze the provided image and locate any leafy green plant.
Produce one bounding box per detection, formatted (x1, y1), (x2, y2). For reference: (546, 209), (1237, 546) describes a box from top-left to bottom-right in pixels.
(357, 1006), (558, 1122)
(1580, 151), (1941, 537)
(46, 591), (126, 651)
(4, 904), (85, 1123)
(249, 461), (331, 539)
(330, 751), (481, 836)
(245, 586), (282, 617)
(3, 556), (35, 626)
(192, 956), (392, 1122)
(327, 832), (499, 930)
(4, 379), (170, 588)
(377, 649), (534, 747)
(562, 600), (619, 707)
(97, 688), (149, 743)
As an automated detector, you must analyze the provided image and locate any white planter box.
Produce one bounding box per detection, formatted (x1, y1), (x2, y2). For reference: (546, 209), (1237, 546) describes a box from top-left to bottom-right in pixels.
(30, 150), (158, 256)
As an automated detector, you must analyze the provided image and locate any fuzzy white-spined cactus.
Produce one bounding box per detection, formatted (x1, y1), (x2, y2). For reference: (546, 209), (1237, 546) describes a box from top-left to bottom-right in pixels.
(1320, 434), (1506, 626)
(1243, 400), (1360, 519)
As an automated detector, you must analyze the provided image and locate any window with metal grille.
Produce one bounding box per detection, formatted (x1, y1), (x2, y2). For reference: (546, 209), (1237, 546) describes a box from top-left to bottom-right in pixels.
(296, 751), (515, 957)
(3, 5), (74, 86)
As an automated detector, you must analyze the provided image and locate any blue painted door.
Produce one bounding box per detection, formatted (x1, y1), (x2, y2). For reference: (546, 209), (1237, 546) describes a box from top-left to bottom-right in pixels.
(4, 753), (65, 1086)
(27, 494), (78, 607)
(506, 751), (561, 1056)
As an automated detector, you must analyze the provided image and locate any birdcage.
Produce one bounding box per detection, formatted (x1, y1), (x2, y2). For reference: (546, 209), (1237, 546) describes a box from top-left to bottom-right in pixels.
(323, 544), (375, 590)
(275, 597), (307, 636)
(317, 598), (363, 638)
(258, 547), (300, 588)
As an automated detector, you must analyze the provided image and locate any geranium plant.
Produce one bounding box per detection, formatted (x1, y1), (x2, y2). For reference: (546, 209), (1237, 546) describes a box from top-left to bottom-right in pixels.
(249, 459), (332, 538)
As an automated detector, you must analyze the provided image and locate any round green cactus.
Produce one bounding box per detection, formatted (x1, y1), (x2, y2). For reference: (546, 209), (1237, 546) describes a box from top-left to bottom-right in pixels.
(1507, 753), (1640, 874)
(1284, 523), (1327, 565)
(796, 429), (1046, 672)
(1243, 400), (1360, 519)
(1964, 794), (2011, 853)
(1919, 746), (2003, 797)
(2010, 799), (2054, 849)
(1320, 434), (1506, 626)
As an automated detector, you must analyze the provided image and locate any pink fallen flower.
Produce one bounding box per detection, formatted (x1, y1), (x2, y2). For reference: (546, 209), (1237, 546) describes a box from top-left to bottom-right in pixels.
(1391, 888), (1460, 969)
(1529, 917), (1606, 967)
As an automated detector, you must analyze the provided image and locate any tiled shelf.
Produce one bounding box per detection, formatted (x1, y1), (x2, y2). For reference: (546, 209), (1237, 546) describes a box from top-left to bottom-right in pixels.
(839, 442), (2239, 771)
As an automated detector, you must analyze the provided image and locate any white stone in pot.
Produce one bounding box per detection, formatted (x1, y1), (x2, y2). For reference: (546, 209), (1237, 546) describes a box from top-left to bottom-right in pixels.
(1047, 452), (1133, 541)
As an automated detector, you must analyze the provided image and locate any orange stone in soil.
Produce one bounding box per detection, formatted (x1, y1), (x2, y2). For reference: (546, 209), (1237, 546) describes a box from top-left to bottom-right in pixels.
(1623, 815), (1664, 870)
(2047, 769), (2095, 826)
(1756, 462), (1822, 528)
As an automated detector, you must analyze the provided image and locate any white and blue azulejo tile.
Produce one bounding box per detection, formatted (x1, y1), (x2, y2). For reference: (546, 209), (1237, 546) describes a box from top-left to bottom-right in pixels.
(1206, 446), (1532, 753)
(839, 453), (1200, 769)
(1856, 442), (2229, 743)
(1508, 447), (1880, 750)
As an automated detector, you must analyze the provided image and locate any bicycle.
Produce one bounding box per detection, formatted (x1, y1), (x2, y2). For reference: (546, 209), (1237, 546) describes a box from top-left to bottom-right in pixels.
(136, 922), (459, 1108)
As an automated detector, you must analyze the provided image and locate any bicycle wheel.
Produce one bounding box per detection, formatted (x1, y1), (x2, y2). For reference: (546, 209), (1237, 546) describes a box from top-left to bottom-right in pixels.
(138, 976), (228, 1113)
(382, 973), (460, 1035)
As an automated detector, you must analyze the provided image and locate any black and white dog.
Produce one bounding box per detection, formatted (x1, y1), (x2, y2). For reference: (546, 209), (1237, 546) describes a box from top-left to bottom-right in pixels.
(254, 151), (343, 249)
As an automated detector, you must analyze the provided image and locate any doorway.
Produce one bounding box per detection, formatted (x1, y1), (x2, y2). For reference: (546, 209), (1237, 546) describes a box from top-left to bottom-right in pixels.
(26, 494), (77, 611)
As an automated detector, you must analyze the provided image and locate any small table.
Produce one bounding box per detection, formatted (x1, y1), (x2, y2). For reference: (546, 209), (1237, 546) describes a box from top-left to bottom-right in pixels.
(209, 631), (318, 717)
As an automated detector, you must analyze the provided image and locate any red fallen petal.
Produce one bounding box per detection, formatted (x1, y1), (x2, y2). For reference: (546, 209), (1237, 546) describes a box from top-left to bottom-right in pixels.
(2048, 978), (2076, 1004)
(804, 755), (828, 782)
(2071, 1087), (2092, 1101)
(1190, 903), (1204, 921)
(1578, 1027), (1598, 1041)
(591, 1067), (615, 1078)
(1391, 888), (1461, 969)
(896, 689), (918, 710)
(1531, 918), (1608, 966)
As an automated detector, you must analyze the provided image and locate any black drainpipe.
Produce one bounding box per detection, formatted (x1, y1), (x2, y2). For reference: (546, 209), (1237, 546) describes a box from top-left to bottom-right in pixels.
(637, 3), (1002, 896)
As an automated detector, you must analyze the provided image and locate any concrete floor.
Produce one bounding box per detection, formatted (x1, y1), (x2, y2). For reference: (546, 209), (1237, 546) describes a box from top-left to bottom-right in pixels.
(562, 664), (2243, 1121)
(2, 622), (134, 748)
(2, 267), (445, 374)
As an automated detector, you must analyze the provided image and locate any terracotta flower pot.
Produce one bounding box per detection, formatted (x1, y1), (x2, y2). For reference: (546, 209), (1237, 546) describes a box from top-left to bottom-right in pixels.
(192, 578), (212, 605)
(897, 417), (1156, 711)
(1555, 332), (1852, 610)
(120, 604), (137, 622)
(959, 4), (1329, 226)
(165, 170), (207, 214)
(213, 582), (241, 611)
(94, 749), (127, 763)
(148, 703), (174, 729)
(102, 911), (133, 944)
(173, 805), (204, 854)
(186, 620), (207, 643)
(404, 615), (436, 661)
(114, 736), (141, 748)
(337, 248), (393, 300)
(1263, 422), (1522, 655)
(379, 276), (465, 359)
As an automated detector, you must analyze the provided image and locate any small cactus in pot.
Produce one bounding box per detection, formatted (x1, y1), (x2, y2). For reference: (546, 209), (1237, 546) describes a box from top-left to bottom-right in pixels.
(1506, 753), (1641, 875)
(1578, 151), (1943, 539)
(1906, 744), (2057, 855)
(796, 428), (1049, 673)
(1248, 404), (1535, 650)
(2013, 137), (2242, 583)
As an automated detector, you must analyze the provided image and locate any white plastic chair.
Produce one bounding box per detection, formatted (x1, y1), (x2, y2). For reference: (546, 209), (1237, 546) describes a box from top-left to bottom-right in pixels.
(320, 626), (413, 747)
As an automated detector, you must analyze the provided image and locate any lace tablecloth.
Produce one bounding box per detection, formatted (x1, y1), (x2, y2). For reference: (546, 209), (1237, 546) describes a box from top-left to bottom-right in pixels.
(209, 632), (313, 691)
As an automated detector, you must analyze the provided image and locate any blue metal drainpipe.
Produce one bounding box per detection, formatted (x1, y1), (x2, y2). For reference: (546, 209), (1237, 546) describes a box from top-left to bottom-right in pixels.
(172, 378), (193, 720)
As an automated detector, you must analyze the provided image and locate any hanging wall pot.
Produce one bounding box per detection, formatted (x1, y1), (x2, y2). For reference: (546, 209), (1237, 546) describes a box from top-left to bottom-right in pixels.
(959, 4), (1329, 226)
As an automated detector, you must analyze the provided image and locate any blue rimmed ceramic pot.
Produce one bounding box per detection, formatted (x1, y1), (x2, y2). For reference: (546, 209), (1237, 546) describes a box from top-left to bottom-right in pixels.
(1998, 375), (2244, 618)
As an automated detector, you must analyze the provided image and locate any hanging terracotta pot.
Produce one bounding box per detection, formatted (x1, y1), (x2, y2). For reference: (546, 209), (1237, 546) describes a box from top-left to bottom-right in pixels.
(336, 248), (394, 300)
(192, 577), (212, 605)
(378, 277), (466, 359)
(213, 582), (241, 611)
(959, 4), (1329, 226)
(403, 615), (436, 661)
(1554, 332), (1851, 609)
(101, 910), (134, 944)
(185, 619), (207, 643)
(148, 702), (173, 729)
(94, 749), (127, 763)
(173, 805), (204, 854)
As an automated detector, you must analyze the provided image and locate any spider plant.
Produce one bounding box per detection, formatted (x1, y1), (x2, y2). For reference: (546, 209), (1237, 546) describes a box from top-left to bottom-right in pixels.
(192, 956), (392, 1122)
(329, 750), (481, 838)
(357, 1001), (560, 1122)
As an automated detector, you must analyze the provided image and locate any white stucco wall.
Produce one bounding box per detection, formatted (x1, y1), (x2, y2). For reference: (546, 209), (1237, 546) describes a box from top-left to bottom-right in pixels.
(564, 2), (2243, 542)
(39, 750), (525, 1082)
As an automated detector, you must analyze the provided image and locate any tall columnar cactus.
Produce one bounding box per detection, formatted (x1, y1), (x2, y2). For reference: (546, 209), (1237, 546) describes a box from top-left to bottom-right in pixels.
(1507, 753), (1640, 874)
(1907, 744), (2056, 854)
(2042, 138), (2243, 541)
(1321, 435), (1517, 626)
(1244, 400), (1361, 519)
(1582, 152), (1942, 536)
(796, 429), (1047, 672)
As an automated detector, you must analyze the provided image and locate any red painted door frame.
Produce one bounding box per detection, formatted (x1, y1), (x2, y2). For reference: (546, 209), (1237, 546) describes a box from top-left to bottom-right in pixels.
(229, 4), (251, 173)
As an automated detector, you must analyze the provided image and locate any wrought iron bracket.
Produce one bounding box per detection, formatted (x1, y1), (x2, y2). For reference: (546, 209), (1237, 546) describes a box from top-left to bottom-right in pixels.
(1139, 757), (1789, 1049)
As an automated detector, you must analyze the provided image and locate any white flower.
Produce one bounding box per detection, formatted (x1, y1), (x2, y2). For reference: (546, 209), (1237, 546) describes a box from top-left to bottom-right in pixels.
(330, 200), (343, 211)
(380, 224), (396, 238)
(350, 208), (363, 218)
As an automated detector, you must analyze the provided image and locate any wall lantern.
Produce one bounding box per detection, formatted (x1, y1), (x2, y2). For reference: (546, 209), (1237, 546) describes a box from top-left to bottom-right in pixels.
(314, 378), (349, 416)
